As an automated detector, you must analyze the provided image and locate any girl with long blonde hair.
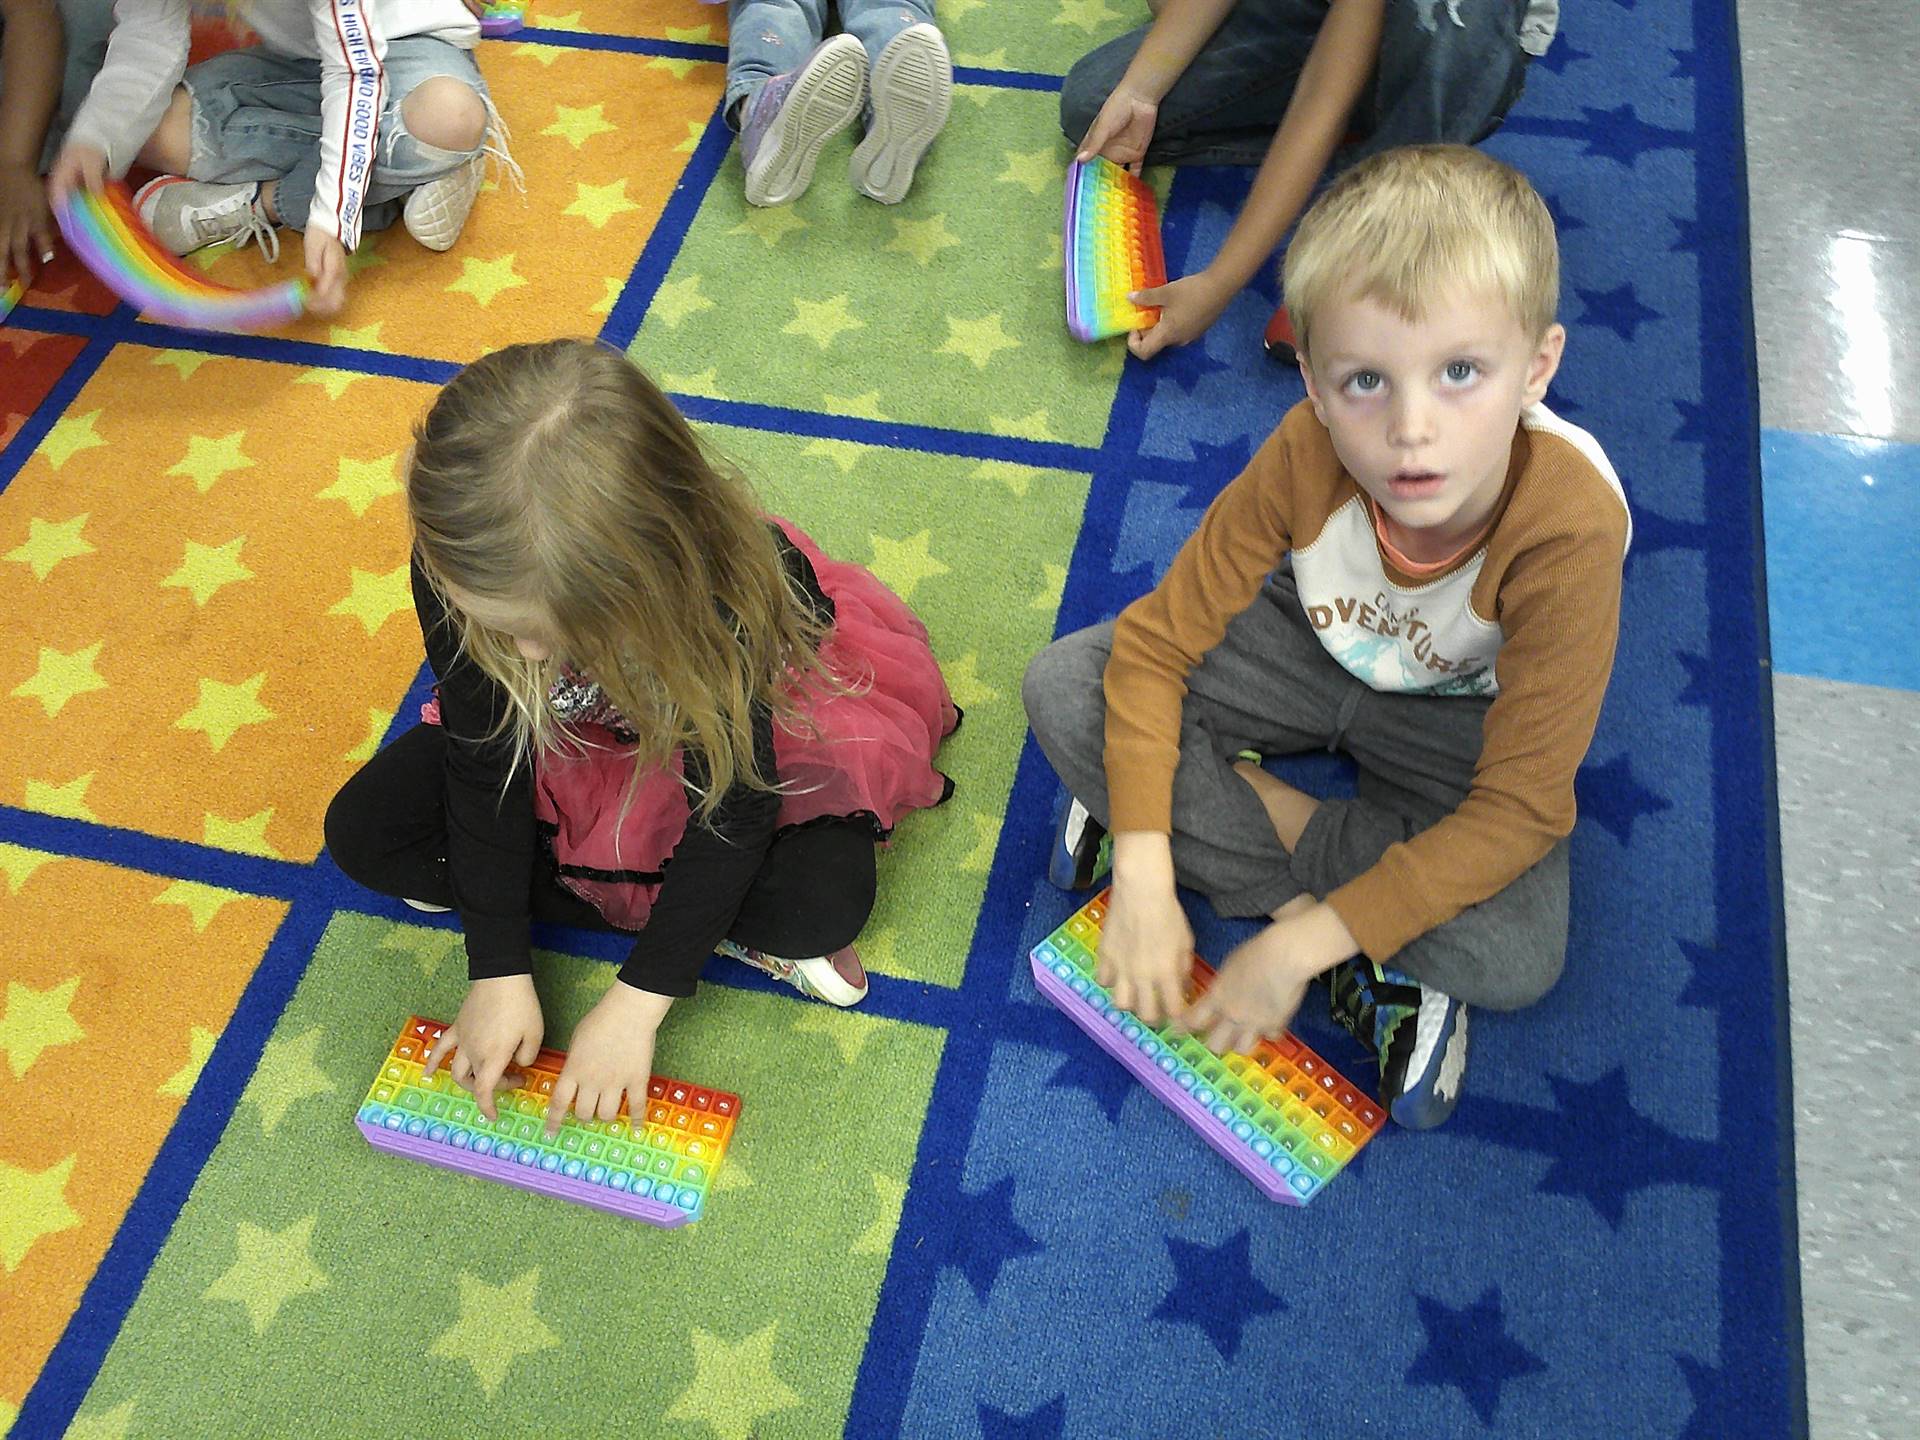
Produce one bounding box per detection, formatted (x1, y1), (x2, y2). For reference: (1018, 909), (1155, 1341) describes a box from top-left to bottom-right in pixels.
(327, 340), (958, 1131)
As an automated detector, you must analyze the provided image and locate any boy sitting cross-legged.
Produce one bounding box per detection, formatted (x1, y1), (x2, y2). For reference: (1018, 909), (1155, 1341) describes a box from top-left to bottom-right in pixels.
(1022, 144), (1631, 1129)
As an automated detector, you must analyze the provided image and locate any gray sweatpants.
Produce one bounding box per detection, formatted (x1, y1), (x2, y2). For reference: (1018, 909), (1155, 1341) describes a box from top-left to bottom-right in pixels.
(1021, 572), (1568, 1011)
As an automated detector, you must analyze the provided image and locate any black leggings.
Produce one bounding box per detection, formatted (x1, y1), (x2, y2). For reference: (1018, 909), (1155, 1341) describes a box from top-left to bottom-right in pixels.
(323, 724), (877, 957)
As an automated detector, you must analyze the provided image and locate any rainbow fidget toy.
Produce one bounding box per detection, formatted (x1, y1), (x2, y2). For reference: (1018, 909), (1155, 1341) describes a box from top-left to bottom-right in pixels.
(1063, 156), (1167, 342)
(480, 0), (527, 35)
(52, 182), (306, 334)
(356, 1016), (741, 1227)
(1030, 892), (1385, 1204)
(1, 278), (21, 324)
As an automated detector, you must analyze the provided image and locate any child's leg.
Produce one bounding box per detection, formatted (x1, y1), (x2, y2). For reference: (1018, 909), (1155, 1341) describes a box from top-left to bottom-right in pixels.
(41, 0), (120, 168)
(1058, 0), (1326, 166)
(1350, 0), (1532, 159)
(724, 0), (832, 123)
(840, 0), (950, 203)
(727, 820), (877, 956)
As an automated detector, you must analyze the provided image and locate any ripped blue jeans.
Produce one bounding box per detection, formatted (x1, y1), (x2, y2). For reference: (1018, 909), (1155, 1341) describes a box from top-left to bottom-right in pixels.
(181, 38), (490, 236)
(1060, 0), (1533, 168)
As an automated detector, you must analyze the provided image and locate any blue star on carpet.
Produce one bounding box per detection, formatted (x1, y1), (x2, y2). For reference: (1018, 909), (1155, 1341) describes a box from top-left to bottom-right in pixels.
(1578, 104), (1693, 167)
(979, 1396), (1065, 1440)
(1540, 190), (1587, 237)
(1673, 649), (1714, 708)
(1674, 1351), (1738, 1438)
(1622, 498), (1710, 581)
(1672, 397), (1713, 444)
(1533, 33), (1591, 76)
(1150, 1230), (1284, 1361)
(1534, 1069), (1713, 1227)
(1113, 480), (1209, 583)
(936, 1173), (1045, 1305)
(1674, 938), (1721, 1008)
(1575, 282), (1662, 342)
(1669, 214), (1708, 253)
(1044, 1042), (1137, 1125)
(1669, 46), (1702, 80)
(1575, 751), (1672, 846)
(1406, 1287), (1545, 1425)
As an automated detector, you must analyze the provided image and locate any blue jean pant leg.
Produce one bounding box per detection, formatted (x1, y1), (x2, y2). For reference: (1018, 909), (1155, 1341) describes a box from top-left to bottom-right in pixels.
(36, 0), (120, 167)
(725, 0), (830, 123)
(837, 0), (936, 71)
(1347, 0), (1530, 162)
(184, 38), (488, 235)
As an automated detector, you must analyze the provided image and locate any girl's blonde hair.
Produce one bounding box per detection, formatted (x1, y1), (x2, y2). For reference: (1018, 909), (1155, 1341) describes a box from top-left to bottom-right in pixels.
(1283, 144), (1559, 360)
(407, 340), (829, 819)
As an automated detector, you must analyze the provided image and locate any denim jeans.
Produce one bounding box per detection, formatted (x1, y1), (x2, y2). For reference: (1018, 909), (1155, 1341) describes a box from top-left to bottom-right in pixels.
(181, 38), (490, 235)
(724, 0), (937, 125)
(1060, 0), (1532, 168)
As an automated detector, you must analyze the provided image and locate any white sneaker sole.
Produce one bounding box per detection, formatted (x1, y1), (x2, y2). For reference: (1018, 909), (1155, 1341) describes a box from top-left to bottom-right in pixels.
(849, 24), (952, 204)
(403, 155), (486, 252)
(744, 35), (868, 208)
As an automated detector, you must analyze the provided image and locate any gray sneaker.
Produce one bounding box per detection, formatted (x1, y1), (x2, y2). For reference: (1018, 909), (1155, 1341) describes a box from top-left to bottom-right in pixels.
(738, 33), (867, 207)
(848, 23), (952, 204)
(403, 153), (487, 252)
(133, 176), (279, 261)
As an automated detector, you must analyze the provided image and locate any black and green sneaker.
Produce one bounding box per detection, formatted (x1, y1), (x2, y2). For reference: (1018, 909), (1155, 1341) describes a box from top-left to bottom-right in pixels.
(1328, 958), (1469, 1130)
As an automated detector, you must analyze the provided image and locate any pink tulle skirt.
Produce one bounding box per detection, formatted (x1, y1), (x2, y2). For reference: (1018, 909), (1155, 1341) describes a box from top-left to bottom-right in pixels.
(523, 519), (957, 930)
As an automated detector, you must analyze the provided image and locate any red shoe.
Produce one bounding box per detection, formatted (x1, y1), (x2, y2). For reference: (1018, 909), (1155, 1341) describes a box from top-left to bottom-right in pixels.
(1263, 304), (1298, 364)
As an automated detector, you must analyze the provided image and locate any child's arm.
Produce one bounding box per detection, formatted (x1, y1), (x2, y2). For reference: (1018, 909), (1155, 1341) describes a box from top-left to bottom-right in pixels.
(0, 0), (61, 285)
(1074, 0), (1238, 168)
(1129, 0), (1383, 361)
(300, 0), (392, 314)
(50, 0), (190, 197)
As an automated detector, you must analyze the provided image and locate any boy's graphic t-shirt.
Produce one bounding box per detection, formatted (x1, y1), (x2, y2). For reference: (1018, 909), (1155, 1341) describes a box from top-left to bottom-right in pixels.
(1103, 400), (1630, 962)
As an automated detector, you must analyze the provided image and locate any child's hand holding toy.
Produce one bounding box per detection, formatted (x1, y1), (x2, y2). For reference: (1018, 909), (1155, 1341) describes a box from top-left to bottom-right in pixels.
(544, 981), (675, 1138)
(423, 974), (545, 1122)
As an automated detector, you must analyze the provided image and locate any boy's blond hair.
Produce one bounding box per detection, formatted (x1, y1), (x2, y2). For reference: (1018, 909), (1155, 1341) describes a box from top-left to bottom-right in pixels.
(1283, 144), (1559, 359)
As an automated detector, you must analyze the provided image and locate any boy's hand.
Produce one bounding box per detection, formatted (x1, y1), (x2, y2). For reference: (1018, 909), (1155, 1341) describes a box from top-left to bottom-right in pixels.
(303, 229), (348, 316)
(1076, 84), (1158, 169)
(46, 143), (106, 202)
(1182, 900), (1357, 1057)
(1128, 268), (1234, 361)
(0, 163), (56, 288)
(1100, 836), (1193, 1024)
(423, 974), (543, 1123)
(545, 981), (675, 1139)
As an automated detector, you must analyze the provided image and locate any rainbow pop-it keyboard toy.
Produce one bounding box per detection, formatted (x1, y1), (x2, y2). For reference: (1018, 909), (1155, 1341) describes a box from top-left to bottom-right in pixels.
(1063, 156), (1168, 342)
(479, 0), (527, 35)
(1030, 892), (1385, 1204)
(355, 1016), (740, 1227)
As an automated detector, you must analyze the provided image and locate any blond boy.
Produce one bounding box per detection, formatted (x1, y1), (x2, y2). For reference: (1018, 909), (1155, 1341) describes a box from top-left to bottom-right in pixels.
(1022, 144), (1630, 1128)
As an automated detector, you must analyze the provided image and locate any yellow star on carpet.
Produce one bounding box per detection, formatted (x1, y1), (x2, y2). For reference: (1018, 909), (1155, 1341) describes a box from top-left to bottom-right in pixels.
(203, 1214), (329, 1333)
(317, 452), (401, 517)
(161, 536), (253, 606)
(176, 672), (274, 752)
(823, 390), (889, 421)
(157, 1025), (219, 1098)
(664, 1323), (802, 1440)
(850, 1172), (907, 1255)
(39, 409), (106, 470)
(1055, 0), (1120, 31)
(996, 148), (1058, 196)
(1038, 230), (1064, 272)
(713, 1152), (753, 1191)
(938, 312), (1022, 369)
(940, 650), (1001, 709)
(665, 22), (715, 41)
(380, 925), (465, 980)
(729, 205), (810, 248)
(0, 1154), (81, 1272)
(989, 408), (1059, 441)
(856, 926), (899, 973)
(294, 367), (368, 401)
(152, 349), (214, 379)
(783, 293), (864, 350)
(430, 1269), (561, 1397)
(1, 975), (85, 1079)
(802, 439), (866, 475)
(327, 320), (389, 352)
(166, 431), (255, 493)
(563, 178), (642, 229)
(0, 843), (55, 895)
(591, 275), (624, 316)
(155, 879), (249, 933)
(447, 253), (529, 307)
(7, 513), (94, 579)
(1031, 560), (1068, 611)
(789, 1003), (879, 1067)
(867, 529), (949, 600)
(24, 772), (96, 822)
(571, 962), (616, 1002)
(12, 640), (107, 718)
(345, 706), (394, 764)
(652, 274), (715, 328)
(203, 808), (279, 857)
(646, 54), (705, 80)
(971, 459), (1047, 496)
(661, 367), (722, 396)
(329, 564), (413, 635)
(541, 102), (618, 148)
(675, 119), (706, 154)
(63, 1399), (138, 1440)
(961, 810), (1001, 873)
(345, 240), (387, 278)
(883, 213), (962, 267)
(943, 0), (985, 16)
(245, 1026), (336, 1136)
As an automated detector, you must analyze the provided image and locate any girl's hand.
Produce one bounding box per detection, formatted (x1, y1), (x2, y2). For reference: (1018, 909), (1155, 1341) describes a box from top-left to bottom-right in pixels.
(1127, 268), (1235, 361)
(0, 162), (56, 288)
(1076, 84), (1158, 170)
(303, 228), (348, 316)
(545, 981), (676, 1139)
(422, 974), (543, 1122)
(1099, 875), (1194, 1026)
(47, 143), (107, 202)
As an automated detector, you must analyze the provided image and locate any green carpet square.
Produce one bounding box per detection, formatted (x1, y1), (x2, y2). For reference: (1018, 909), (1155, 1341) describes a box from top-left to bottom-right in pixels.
(69, 912), (945, 1439)
(945, 0), (1142, 75)
(632, 87), (1126, 448)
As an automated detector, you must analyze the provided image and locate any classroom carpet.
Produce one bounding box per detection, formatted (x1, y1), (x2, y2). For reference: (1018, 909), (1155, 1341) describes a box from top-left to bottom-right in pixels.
(0, 1), (1803, 1435)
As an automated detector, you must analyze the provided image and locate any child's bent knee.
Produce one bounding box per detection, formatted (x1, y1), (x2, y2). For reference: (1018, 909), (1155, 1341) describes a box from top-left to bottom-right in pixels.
(401, 77), (488, 154)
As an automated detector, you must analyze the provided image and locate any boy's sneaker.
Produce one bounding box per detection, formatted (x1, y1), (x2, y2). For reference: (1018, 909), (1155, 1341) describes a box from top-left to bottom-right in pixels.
(133, 177), (279, 261)
(403, 153), (487, 252)
(1327, 958), (1469, 1129)
(716, 939), (869, 1007)
(1263, 304), (1298, 364)
(848, 23), (952, 204)
(739, 34), (867, 207)
(1048, 795), (1109, 891)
